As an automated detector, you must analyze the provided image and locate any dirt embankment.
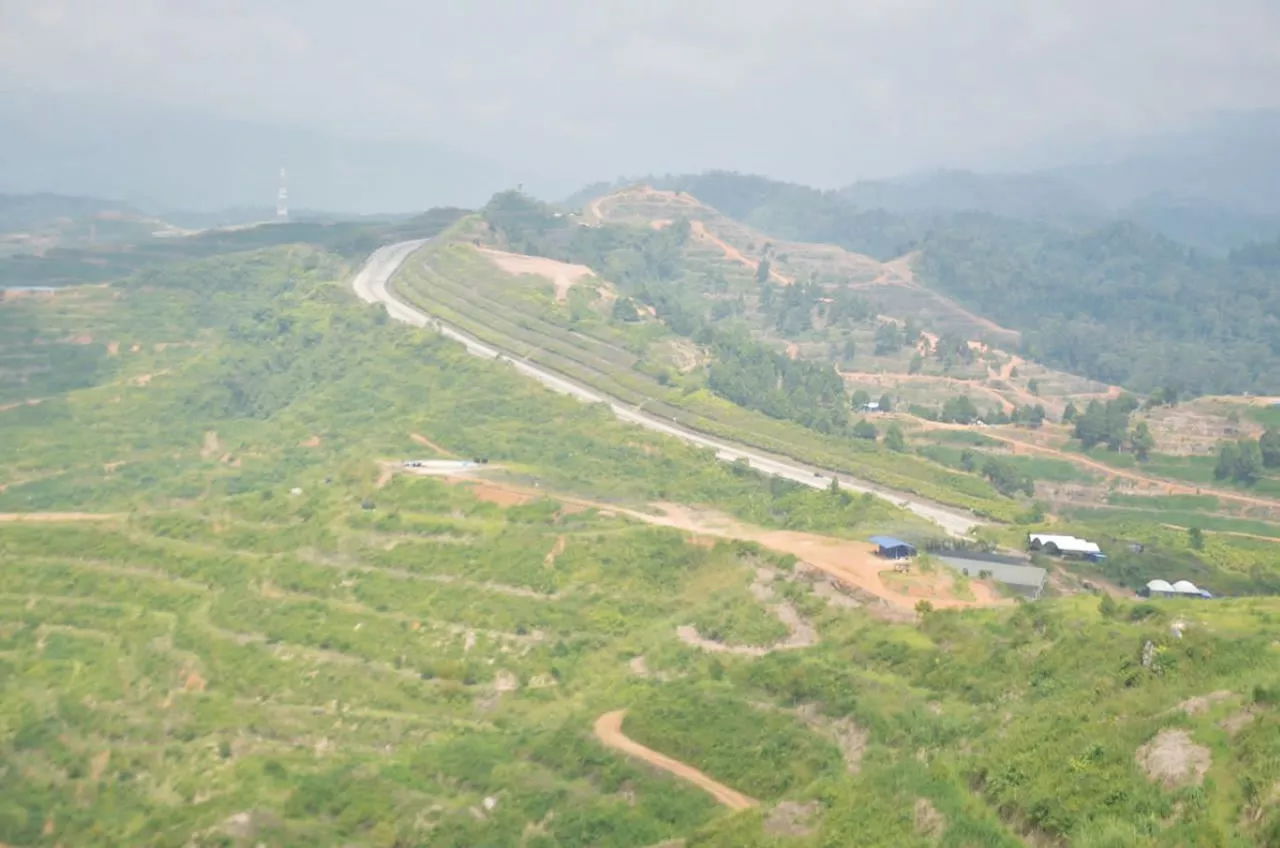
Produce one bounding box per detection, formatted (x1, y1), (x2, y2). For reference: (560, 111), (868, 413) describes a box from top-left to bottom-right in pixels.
(593, 709), (758, 810)
(478, 247), (597, 303)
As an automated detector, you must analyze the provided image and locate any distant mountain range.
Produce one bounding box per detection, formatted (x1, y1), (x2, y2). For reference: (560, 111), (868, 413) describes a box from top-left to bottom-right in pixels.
(827, 110), (1280, 252)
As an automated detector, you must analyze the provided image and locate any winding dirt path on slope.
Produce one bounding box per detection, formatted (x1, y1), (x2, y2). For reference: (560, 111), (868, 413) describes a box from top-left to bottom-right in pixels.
(689, 220), (794, 285)
(594, 709), (759, 810)
(839, 369), (1016, 413)
(410, 432), (454, 456)
(1159, 524), (1280, 544)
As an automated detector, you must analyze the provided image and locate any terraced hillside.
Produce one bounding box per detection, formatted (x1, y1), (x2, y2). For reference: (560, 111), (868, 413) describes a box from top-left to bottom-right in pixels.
(4, 240), (1280, 847)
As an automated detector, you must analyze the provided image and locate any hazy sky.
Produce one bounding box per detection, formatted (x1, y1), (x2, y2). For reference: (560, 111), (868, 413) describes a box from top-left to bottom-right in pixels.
(3, 0), (1280, 197)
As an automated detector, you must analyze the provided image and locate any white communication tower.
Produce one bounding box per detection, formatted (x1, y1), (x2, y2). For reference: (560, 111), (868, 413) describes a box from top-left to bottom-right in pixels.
(276, 167), (289, 221)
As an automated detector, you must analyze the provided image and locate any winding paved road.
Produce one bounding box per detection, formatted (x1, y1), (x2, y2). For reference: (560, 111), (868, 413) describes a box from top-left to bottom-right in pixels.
(352, 241), (981, 536)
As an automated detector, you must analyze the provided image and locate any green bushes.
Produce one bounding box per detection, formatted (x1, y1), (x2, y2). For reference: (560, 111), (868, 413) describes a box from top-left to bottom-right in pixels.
(625, 682), (843, 798)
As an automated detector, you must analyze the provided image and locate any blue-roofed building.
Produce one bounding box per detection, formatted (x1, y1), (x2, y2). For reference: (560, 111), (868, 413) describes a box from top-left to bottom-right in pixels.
(870, 536), (916, 560)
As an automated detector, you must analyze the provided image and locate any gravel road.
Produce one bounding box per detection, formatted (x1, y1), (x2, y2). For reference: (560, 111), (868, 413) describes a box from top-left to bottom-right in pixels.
(351, 241), (981, 536)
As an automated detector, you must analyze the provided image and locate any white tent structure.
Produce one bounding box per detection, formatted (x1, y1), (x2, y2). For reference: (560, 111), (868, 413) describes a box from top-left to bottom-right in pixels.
(1142, 578), (1212, 599)
(1028, 533), (1105, 561)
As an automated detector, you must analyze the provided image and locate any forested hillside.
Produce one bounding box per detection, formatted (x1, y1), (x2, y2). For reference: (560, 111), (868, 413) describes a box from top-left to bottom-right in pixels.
(644, 172), (1280, 394)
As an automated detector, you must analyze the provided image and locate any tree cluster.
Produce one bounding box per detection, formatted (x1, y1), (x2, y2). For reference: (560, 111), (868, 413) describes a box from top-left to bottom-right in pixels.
(1216, 428), (1280, 483)
(1073, 396), (1143, 452)
(706, 330), (850, 434)
(958, 450), (1035, 497)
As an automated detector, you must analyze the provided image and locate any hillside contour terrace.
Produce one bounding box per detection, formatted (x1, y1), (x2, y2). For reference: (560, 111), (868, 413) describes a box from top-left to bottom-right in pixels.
(350, 239), (980, 536)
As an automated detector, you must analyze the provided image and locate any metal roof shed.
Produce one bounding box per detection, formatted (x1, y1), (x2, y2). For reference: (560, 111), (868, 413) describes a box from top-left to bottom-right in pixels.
(870, 536), (916, 560)
(937, 556), (1048, 600)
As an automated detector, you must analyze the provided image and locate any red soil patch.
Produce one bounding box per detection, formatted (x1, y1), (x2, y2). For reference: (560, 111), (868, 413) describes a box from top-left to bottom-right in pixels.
(417, 477), (1003, 611)
(447, 478), (533, 507)
(107, 341), (120, 355)
(478, 247), (597, 303)
(300, 435), (321, 448)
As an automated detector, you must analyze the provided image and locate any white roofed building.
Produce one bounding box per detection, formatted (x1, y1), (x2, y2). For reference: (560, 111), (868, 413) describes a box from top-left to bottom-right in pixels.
(1028, 533), (1105, 561)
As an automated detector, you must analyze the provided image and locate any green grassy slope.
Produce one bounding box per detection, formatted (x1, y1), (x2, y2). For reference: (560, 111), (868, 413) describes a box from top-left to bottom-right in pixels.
(394, 236), (1023, 522)
(4, 241), (1280, 846)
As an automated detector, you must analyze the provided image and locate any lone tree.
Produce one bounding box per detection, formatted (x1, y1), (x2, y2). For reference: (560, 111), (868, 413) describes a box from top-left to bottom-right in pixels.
(853, 419), (879, 440)
(878, 393), (893, 413)
(884, 423), (906, 452)
(1131, 421), (1156, 461)
(1188, 527), (1205, 550)
(755, 258), (772, 285)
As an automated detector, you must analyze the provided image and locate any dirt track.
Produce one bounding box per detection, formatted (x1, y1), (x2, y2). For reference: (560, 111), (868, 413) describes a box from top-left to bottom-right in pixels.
(910, 417), (1280, 511)
(0, 513), (122, 522)
(594, 709), (758, 810)
(689, 220), (794, 285)
(416, 476), (1000, 611)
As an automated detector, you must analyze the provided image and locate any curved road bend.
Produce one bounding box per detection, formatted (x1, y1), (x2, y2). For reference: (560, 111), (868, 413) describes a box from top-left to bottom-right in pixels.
(594, 709), (758, 810)
(351, 241), (981, 536)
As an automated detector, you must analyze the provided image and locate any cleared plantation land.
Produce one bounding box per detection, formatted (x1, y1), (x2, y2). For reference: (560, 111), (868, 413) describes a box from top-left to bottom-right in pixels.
(7, 236), (1280, 846)
(393, 242), (1023, 521)
(0, 484), (828, 847)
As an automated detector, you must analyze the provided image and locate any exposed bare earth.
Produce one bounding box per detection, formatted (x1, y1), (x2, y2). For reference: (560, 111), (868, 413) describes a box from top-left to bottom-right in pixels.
(909, 416), (1280, 513)
(689, 220), (794, 285)
(651, 503), (1002, 611)
(445, 478), (533, 507)
(1136, 729), (1212, 789)
(765, 801), (821, 837)
(0, 513), (122, 523)
(478, 247), (597, 303)
(593, 710), (758, 810)
(405, 475), (1000, 611)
